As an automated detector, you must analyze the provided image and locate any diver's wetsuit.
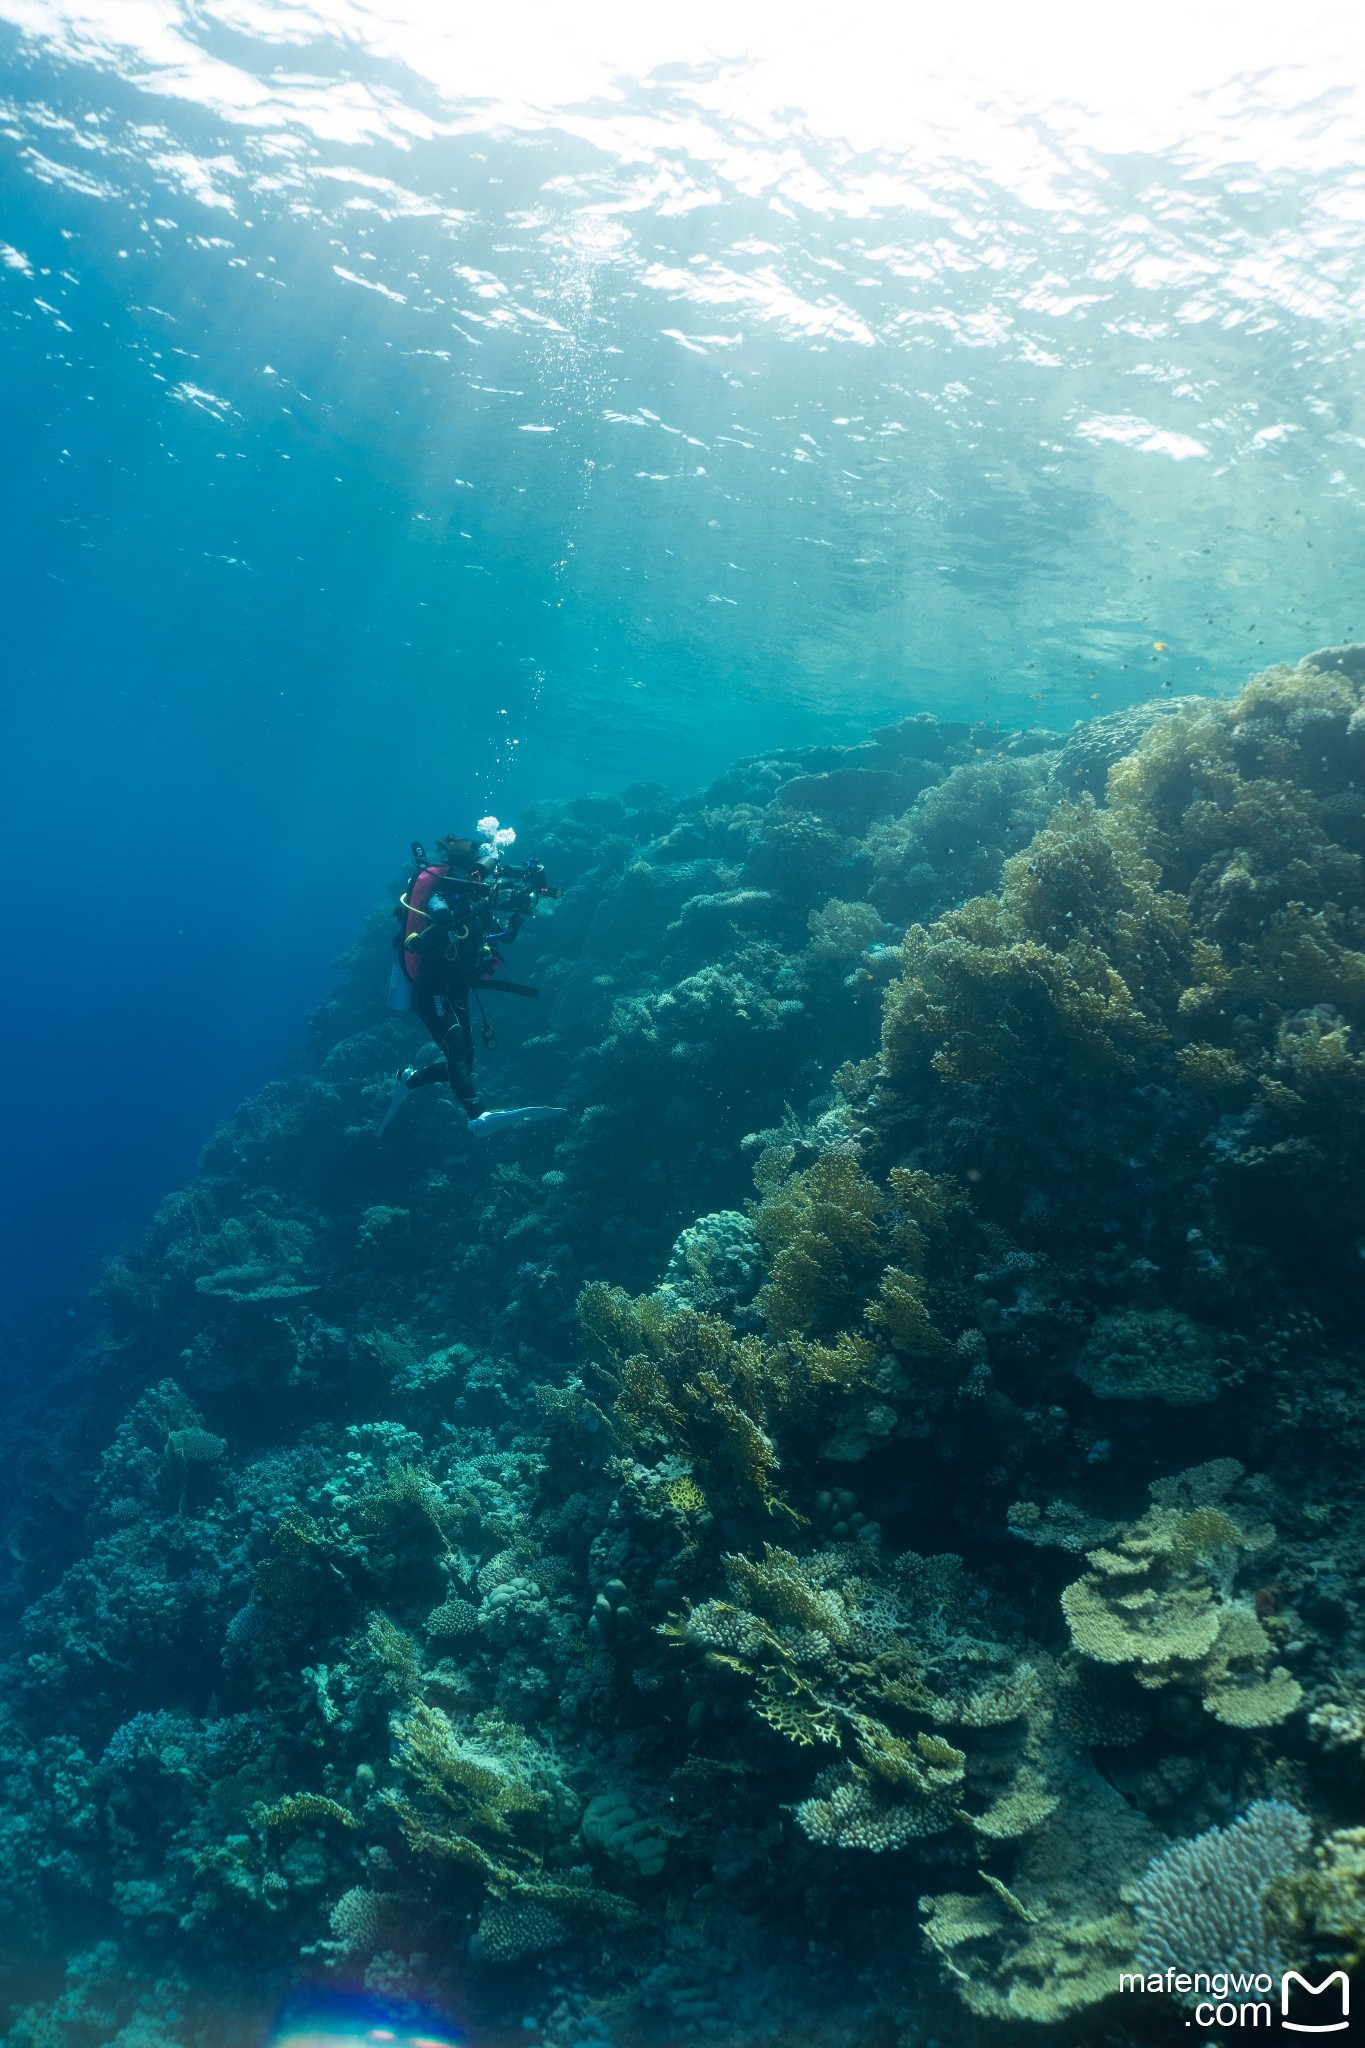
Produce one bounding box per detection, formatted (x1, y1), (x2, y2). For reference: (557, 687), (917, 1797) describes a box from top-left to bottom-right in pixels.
(398, 860), (500, 1118)
(408, 979), (480, 1117)
(391, 846), (557, 1132)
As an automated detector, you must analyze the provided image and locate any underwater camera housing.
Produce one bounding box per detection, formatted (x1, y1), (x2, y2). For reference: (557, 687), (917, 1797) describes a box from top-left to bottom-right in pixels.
(490, 857), (561, 918)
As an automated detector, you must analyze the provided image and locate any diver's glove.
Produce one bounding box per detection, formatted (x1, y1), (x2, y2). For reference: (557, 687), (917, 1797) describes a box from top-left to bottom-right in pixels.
(467, 1105), (567, 1135)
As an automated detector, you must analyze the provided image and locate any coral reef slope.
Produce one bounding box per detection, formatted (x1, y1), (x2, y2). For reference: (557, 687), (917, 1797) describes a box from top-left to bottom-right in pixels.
(3, 660), (1364, 2048)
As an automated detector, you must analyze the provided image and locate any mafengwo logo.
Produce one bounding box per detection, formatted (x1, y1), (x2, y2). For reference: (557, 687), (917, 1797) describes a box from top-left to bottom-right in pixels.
(1121, 1967), (1356, 2039)
(1282, 1971), (1352, 2037)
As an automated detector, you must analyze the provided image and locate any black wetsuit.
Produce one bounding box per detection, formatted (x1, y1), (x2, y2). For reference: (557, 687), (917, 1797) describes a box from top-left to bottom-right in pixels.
(408, 980), (480, 1116)
(403, 872), (500, 1116)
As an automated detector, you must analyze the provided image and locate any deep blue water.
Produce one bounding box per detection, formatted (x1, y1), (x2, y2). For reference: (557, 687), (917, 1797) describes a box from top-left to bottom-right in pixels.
(2, 5), (1364, 1324)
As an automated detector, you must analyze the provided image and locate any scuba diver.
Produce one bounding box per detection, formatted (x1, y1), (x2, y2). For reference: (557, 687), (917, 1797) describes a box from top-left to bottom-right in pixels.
(378, 819), (566, 1137)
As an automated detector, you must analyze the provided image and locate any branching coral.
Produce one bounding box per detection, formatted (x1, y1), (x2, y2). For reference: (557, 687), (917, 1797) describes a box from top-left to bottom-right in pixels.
(668, 1545), (1053, 1856)
(387, 1703), (549, 1880)
(14, 667), (1365, 2046)
(749, 1152), (887, 1338)
(1131, 1801), (1311, 1991)
(876, 658), (1365, 1276)
(252, 1793), (357, 1838)
(580, 1285), (787, 1514)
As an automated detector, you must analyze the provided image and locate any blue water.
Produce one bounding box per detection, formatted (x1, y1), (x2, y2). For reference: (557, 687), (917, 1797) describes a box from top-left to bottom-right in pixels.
(2, 6), (1364, 1322)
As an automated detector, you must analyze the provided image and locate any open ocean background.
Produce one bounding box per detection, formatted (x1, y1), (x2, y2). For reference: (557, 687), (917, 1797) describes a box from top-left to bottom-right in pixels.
(2, 1), (1363, 1328)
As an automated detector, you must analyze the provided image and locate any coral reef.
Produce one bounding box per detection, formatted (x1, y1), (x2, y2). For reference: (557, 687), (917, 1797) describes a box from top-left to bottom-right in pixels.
(3, 659), (1365, 2047)
(1131, 1800), (1312, 1991)
(1059, 1461), (1304, 1728)
(919, 1758), (1159, 2022)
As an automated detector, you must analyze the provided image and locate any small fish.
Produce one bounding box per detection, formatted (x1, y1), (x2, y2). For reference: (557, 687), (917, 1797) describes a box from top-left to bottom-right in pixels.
(1153, 640), (1169, 651)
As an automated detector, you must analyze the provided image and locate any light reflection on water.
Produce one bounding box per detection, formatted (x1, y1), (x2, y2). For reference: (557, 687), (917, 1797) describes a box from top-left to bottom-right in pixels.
(2, 1), (1363, 758)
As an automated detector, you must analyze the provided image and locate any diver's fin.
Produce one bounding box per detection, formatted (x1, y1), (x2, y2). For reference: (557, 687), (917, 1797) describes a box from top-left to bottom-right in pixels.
(467, 1105), (567, 1136)
(377, 1070), (413, 1137)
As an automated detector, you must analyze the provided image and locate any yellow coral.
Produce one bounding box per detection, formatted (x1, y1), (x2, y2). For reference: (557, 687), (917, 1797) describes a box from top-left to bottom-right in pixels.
(1177, 1042), (1245, 1093)
(1205, 1668), (1303, 1729)
(750, 1152), (886, 1337)
(1060, 1572), (1220, 1670)
(886, 1166), (968, 1268)
(968, 1769), (1060, 1842)
(866, 1266), (951, 1358)
(727, 1546), (851, 1643)
(1266, 1827), (1365, 1974)
(1060, 1481), (1300, 1727)
(664, 1473), (707, 1515)
(876, 659), (1365, 1289)
(392, 1703), (546, 1841)
(365, 1612), (423, 1696)
(253, 1793), (356, 1835)
(921, 1887), (1138, 2022)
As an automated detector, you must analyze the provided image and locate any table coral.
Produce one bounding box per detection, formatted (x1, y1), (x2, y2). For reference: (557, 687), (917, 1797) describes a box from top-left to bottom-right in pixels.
(1059, 1473), (1304, 1729)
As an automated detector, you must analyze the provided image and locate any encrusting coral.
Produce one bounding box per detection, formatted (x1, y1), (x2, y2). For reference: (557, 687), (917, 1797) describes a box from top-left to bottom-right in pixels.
(2, 658), (1363, 2047)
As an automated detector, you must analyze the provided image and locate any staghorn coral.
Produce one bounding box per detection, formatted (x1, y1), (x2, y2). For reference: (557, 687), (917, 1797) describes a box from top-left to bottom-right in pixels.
(1131, 1800), (1312, 1993)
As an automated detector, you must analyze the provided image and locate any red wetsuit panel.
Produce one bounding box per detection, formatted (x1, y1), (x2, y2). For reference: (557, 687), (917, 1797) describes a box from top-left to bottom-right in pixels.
(402, 864), (449, 982)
